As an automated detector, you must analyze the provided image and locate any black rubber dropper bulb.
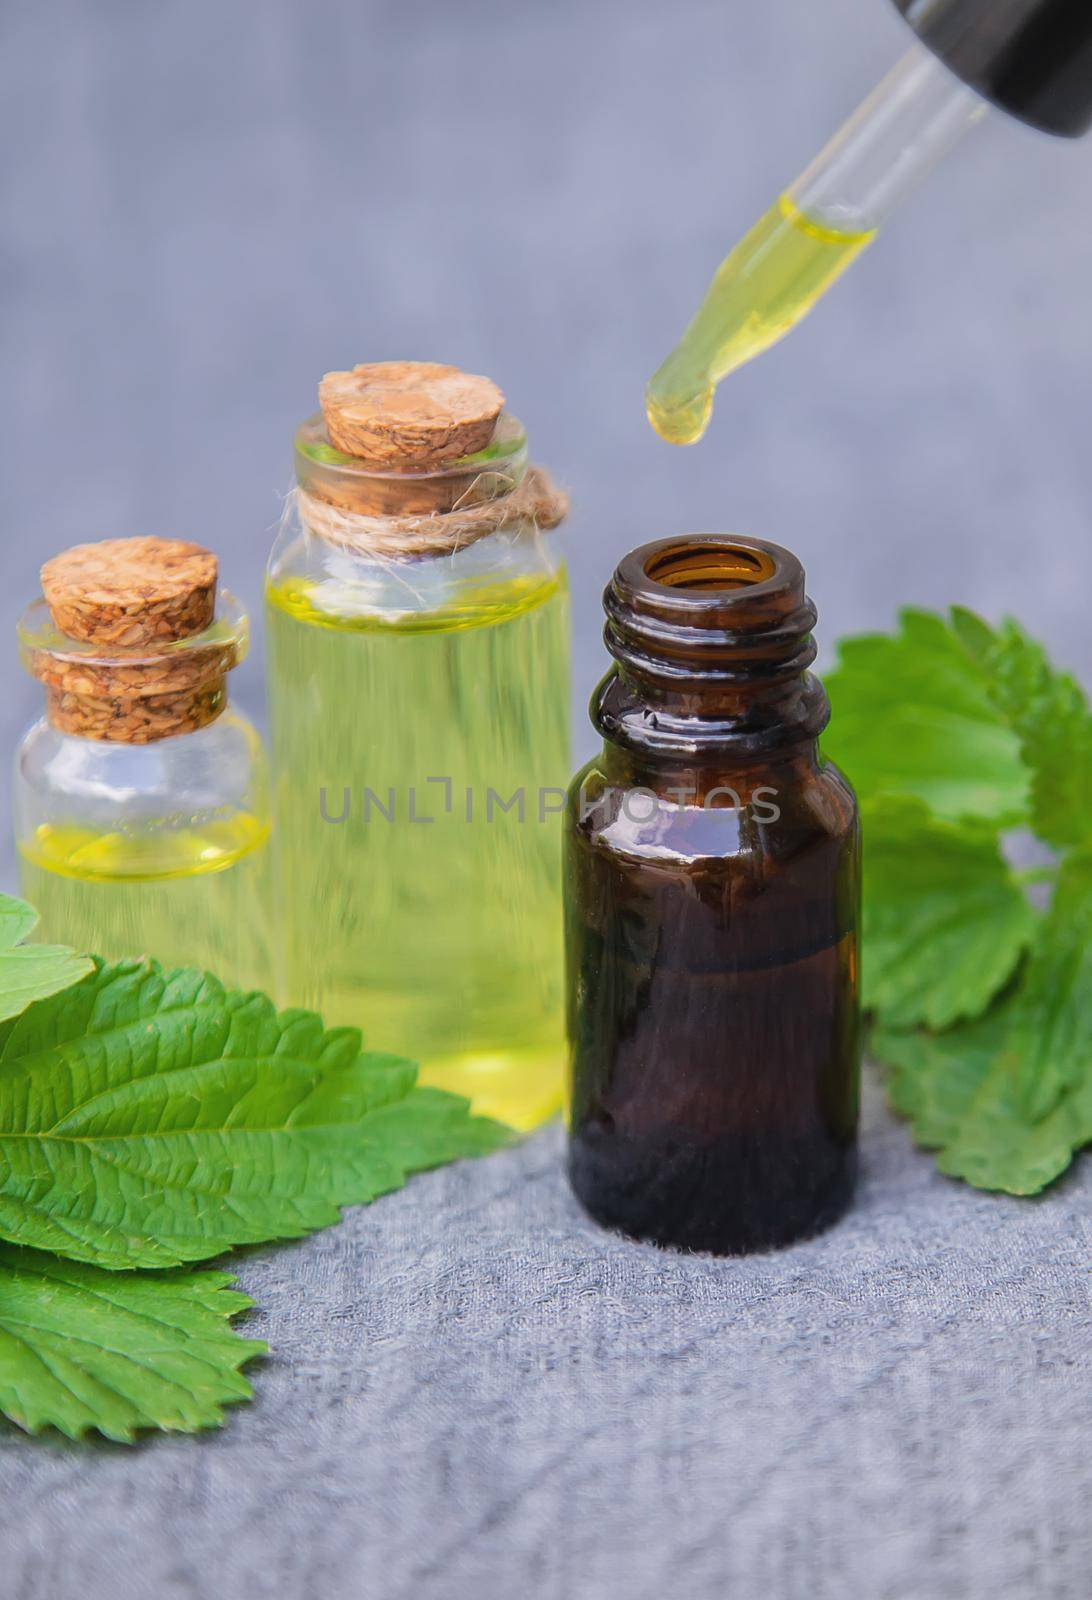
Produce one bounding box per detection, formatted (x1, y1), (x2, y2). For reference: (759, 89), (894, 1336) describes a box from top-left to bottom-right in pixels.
(891, 0), (1092, 137)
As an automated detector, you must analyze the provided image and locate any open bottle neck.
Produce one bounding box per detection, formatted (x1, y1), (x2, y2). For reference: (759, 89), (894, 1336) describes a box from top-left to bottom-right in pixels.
(593, 535), (830, 764)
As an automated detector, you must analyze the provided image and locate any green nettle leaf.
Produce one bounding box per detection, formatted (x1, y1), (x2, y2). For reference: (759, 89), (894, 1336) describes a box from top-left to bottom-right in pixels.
(1007, 852), (1092, 1122)
(0, 893), (93, 1023)
(861, 796), (1037, 1029)
(872, 853), (1092, 1194)
(0, 1245), (263, 1441)
(873, 1004), (1092, 1197)
(951, 608), (1092, 852)
(0, 958), (511, 1270)
(823, 609), (1030, 824)
(825, 605), (1092, 1194)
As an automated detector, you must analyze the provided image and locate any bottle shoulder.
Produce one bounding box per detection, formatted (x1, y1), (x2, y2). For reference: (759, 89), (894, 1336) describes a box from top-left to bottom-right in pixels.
(567, 750), (858, 869)
(17, 706), (263, 765)
(808, 756), (859, 835)
(13, 711), (268, 825)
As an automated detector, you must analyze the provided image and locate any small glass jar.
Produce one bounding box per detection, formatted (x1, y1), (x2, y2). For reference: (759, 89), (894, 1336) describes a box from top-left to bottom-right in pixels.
(14, 566), (272, 991)
(265, 389), (571, 1130)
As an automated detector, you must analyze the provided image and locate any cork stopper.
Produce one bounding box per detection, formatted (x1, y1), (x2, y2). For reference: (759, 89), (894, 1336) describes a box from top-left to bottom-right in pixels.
(26, 537), (242, 743)
(319, 361), (504, 469)
(41, 538), (217, 648)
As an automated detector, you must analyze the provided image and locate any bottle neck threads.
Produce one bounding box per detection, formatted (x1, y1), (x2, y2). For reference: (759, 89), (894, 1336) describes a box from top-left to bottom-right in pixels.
(595, 535), (829, 760)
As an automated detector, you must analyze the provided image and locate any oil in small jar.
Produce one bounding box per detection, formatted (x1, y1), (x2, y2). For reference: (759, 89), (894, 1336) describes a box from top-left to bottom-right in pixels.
(266, 363), (571, 1129)
(565, 535), (860, 1254)
(14, 537), (272, 991)
(646, 194), (876, 445)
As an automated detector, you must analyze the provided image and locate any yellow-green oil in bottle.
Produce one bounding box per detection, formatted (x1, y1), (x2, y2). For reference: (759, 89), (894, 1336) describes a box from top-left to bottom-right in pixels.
(265, 570), (570, 1131)
(646, 193), (876, 444)
(18, 813), (272, 992)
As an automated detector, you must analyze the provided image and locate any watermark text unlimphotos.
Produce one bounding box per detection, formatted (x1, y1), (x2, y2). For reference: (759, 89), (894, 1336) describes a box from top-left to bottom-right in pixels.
(318, 779), (780, 826)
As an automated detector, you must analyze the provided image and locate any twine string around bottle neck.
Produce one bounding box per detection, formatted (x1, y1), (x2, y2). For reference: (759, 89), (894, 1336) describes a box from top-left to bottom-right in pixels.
(292, 465), (569, 561)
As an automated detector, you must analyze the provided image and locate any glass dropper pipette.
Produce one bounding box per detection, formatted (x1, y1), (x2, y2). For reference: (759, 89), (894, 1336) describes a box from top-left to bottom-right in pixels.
(645, 43), (989, 446)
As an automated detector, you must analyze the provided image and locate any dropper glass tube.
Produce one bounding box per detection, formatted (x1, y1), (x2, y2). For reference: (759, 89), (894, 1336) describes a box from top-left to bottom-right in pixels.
(646, 44), (989, 445)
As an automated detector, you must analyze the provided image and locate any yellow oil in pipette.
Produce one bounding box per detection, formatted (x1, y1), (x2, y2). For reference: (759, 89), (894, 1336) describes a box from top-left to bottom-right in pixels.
(646, 193), (876, 445)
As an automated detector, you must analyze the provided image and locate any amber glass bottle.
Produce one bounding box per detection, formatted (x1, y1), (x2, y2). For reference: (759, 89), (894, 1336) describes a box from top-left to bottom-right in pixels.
(565, 535), (860, 1254)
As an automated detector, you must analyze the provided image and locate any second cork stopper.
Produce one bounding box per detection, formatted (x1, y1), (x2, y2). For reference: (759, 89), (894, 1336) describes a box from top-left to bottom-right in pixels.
(27, 536), (244, 743)
(318, 361), (505, 470)
(41, 537), (218, 649)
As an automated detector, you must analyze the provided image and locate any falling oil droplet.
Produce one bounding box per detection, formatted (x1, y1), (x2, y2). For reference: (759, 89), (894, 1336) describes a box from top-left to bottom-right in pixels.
(646, 192), (877, 445)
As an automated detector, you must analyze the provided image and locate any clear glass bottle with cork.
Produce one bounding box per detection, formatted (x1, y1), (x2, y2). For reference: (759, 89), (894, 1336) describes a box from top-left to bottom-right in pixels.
(265, 361), (571, 1129)
(565, 535), (860, 1254)
(14, 537), (271, 991)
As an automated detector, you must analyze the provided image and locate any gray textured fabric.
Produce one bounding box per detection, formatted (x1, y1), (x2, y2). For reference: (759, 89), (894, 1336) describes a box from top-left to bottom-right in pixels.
(2, 1080), (1089, 1600)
